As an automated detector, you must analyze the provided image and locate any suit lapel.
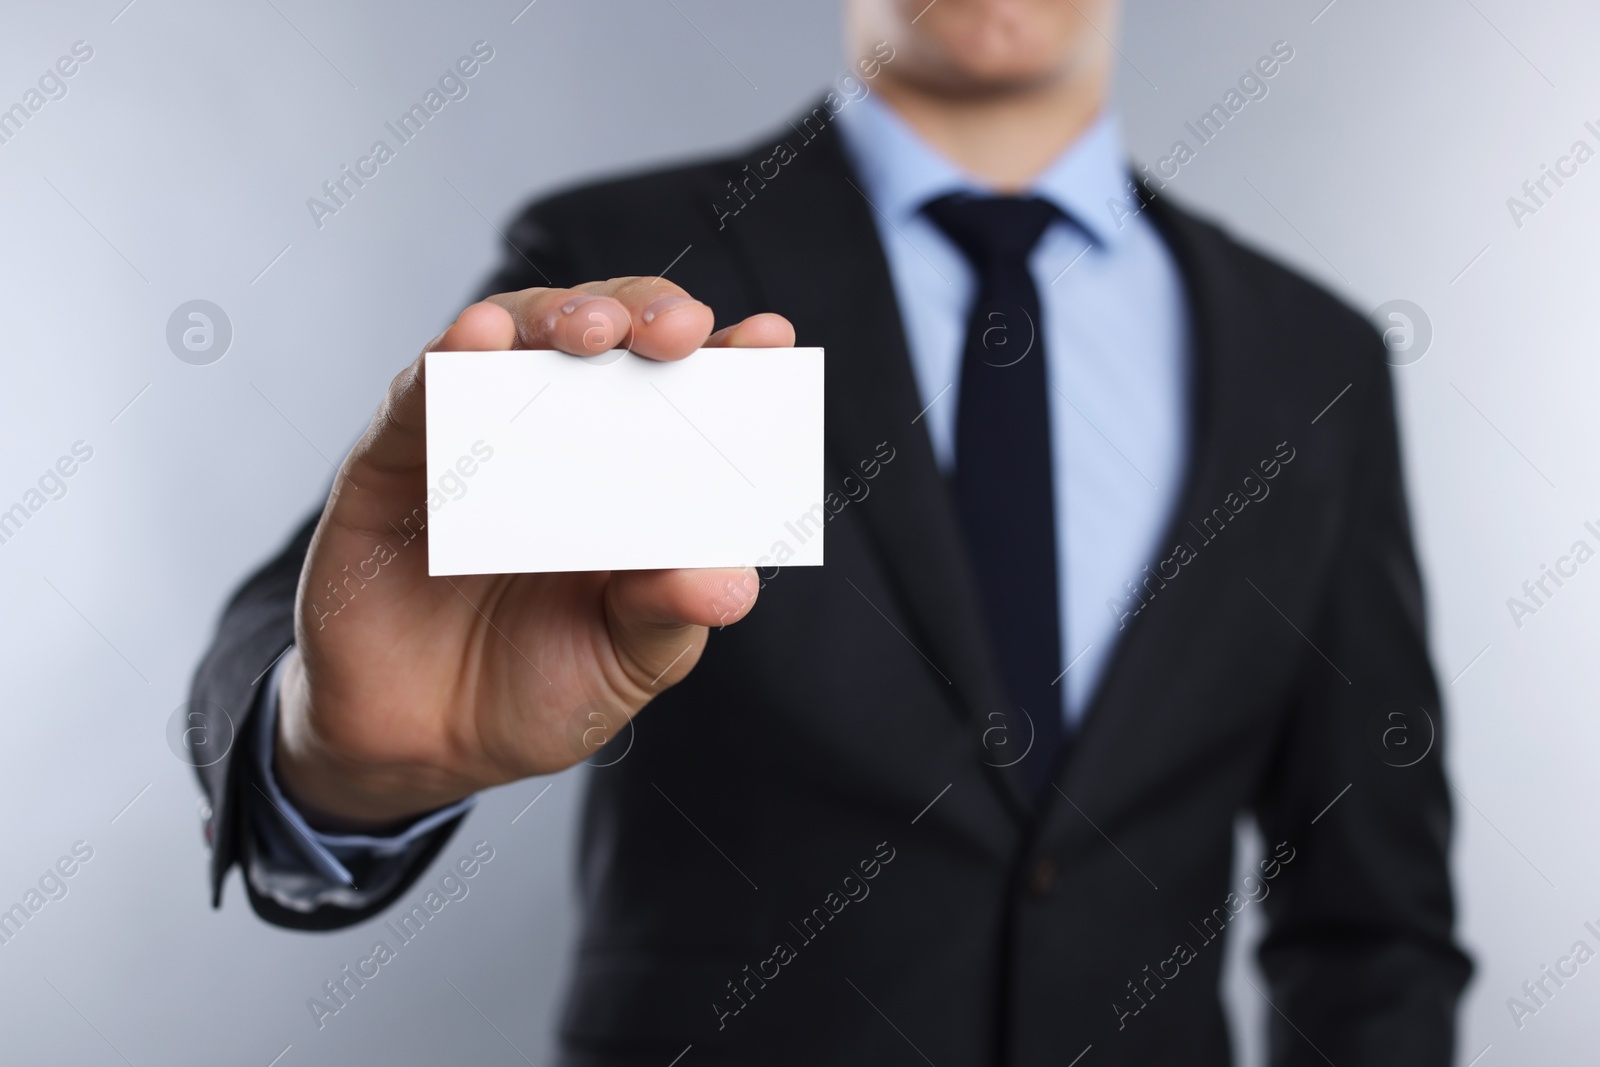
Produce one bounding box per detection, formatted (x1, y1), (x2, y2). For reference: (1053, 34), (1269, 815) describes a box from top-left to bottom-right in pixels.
(707, 111), (1290, 822)
(714, 114), (1035, 816)
(1050, 195), (1288, 828)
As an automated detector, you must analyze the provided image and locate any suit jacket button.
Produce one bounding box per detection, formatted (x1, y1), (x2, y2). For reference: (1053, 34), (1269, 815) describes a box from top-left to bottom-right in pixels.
(1029, 857), (1057, 896)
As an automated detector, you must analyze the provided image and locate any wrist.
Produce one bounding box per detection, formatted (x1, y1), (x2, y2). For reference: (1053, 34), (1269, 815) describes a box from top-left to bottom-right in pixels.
(272, 649), (476, 833)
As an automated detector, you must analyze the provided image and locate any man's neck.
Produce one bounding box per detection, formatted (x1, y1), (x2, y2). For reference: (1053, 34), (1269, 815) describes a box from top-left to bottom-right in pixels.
(869, 74), (1107, 193)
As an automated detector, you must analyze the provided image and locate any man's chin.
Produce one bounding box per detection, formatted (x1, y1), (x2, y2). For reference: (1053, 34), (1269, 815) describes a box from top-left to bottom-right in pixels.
(893, 59), (1080, 103)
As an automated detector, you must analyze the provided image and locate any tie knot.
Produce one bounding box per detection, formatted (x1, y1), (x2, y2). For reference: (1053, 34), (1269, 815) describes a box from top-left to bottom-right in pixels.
(923, 194), (1060, 270)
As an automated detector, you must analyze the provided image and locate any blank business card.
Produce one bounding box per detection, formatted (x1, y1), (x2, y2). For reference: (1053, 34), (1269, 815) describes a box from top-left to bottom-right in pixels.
(424, 348), (825, 575)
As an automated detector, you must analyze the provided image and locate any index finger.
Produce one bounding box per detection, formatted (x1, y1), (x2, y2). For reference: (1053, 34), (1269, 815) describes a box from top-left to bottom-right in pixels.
(485, 276), (715, 362)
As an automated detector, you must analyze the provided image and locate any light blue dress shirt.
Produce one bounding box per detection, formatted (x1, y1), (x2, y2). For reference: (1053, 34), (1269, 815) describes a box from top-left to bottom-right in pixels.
(833, 93), (1189, 727)
(248, 92), (1190, 903)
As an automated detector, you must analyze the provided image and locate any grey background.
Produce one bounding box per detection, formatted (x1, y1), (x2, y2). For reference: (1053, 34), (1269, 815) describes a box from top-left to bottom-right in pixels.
(0, 0), (1593, 1063)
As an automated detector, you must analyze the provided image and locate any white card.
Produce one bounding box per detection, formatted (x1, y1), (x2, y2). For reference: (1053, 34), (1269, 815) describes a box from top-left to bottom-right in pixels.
(424, 348), (825, 575)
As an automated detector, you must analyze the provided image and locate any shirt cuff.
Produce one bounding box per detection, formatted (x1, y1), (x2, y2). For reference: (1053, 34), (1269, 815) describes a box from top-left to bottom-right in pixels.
(250, 649), (477, 887)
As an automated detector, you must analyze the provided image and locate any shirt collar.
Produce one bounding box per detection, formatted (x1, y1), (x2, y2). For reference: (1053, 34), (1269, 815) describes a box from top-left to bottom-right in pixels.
(834, 90), (1131, 250)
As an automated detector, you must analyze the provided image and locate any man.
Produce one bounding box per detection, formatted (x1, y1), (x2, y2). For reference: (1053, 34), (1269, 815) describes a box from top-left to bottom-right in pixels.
(190, 0), (1471, 1062)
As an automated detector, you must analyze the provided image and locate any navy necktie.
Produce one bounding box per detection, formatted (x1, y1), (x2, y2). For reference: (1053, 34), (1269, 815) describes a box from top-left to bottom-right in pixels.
(924, 194), (1064, 796)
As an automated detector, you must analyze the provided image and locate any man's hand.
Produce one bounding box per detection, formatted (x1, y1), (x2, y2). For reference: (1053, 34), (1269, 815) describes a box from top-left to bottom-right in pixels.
(273, 279), (794, 831)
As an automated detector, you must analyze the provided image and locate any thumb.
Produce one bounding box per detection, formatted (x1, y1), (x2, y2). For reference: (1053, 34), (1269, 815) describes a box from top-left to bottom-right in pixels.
(604, 567), (760, 692)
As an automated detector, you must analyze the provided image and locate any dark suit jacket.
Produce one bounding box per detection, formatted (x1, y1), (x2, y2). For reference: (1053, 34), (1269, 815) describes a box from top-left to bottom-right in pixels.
(191, 103), (1470, 1066)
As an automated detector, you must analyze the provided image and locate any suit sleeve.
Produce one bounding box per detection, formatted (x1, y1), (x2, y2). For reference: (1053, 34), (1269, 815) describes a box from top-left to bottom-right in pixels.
(189, 199), (580, 928)
(239, 656), (476, 923)
(1250, 344), (1472, 1066)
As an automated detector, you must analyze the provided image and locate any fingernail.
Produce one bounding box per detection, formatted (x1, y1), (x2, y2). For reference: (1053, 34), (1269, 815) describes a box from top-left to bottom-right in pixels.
(641, 295), (695, 324)
(560, 294), (603, 316)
